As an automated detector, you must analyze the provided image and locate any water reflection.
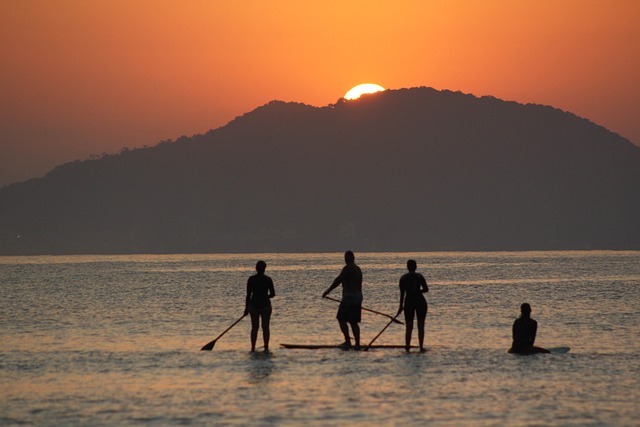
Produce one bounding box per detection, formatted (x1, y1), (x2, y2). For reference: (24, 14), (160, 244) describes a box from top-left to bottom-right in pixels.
(247, 352), (274, 384)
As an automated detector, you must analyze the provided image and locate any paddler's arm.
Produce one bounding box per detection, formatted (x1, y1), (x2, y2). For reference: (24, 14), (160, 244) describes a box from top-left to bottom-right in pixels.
(529, 321), (538, 346)
(397, 281), (405, 316)
(268, 277), (276, 299)
(322, 275), (342, 298)
(244, 280), (251, 316)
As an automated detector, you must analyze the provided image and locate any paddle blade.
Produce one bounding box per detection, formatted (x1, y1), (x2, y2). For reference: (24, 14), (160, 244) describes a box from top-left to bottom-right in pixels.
(201, 340), (216, 351)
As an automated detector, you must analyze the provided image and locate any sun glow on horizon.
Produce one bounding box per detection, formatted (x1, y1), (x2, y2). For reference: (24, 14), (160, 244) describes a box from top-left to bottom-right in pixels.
(344, 83), (385, 100)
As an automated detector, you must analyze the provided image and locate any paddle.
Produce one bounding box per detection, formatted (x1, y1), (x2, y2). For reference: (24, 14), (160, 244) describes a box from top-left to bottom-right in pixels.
(363, 312), (402, 351)
(200, 314), (246, 351)
(324, 295), (404, 325)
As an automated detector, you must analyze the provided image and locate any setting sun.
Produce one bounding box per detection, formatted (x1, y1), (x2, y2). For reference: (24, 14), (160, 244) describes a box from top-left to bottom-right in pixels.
(344, 83), (385, 100)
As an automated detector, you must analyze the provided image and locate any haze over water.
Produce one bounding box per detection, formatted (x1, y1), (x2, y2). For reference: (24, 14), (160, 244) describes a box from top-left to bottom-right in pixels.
(1, 251), (639, 426)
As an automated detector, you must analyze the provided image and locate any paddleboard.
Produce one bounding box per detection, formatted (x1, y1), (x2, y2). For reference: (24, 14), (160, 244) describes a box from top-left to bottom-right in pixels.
(280, 343), (417, 349)
(509, 346), (571, 355)
(549, 346), (570, 354)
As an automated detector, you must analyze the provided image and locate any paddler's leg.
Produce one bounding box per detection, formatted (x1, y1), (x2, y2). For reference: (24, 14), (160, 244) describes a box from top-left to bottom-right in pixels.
(339, 320), (351, 347)
(350, 321), (360, 349)
(405, 318), (414, 352)
(250, 309), (260, 352)
(417, 316), (425, 352)
(404, 306), (416, 351)
(417, 303), (427, 352)
(262, 306), (272, 352)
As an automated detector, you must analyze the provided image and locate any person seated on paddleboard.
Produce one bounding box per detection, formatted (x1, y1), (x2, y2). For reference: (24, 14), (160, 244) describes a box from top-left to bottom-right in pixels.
(396, 259), (429, 352)
(244, 260), (276, 353)
(322, 251), (363, 349)
(508, 303), (551, 355)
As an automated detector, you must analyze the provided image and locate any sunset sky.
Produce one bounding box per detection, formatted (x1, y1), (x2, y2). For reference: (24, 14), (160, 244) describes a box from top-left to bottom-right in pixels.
(1, 0), (639, 187)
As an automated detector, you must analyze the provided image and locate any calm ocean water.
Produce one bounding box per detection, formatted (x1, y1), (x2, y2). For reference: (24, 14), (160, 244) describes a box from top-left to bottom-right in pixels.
(1, 251), (639, 426)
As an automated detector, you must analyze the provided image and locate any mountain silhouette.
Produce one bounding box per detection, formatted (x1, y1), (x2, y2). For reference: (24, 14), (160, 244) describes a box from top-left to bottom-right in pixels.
(1, 87), (638, 254)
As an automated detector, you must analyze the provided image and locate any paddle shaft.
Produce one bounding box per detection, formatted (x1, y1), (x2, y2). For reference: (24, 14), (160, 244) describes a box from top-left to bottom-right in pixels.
(324, 295), (403, 325)
(200, 314), (246, 351)
(365, 312), (402, 350)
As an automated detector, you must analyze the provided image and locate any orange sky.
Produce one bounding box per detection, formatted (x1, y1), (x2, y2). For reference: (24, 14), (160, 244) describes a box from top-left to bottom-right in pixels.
(1, 0), (639, 186)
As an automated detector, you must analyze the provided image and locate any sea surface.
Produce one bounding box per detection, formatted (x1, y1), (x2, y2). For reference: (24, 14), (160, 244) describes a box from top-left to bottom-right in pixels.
(1, 251), (639, 426)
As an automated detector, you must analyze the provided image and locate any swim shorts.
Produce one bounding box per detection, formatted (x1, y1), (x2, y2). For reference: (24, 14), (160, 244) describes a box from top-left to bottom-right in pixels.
(337, 292), (363, 323)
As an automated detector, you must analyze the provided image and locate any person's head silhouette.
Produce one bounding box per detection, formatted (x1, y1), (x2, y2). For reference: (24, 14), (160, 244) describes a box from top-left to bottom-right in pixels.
(344, 250), (355, 264)
(407, 259), (417, 272)
(256, 260), (266, 274)
(520, 303), (532, 317)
